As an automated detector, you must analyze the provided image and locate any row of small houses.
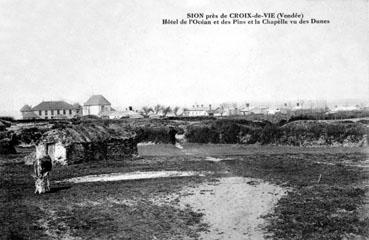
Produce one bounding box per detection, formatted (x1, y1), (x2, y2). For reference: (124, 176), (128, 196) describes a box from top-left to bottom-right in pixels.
(182, 104), (325, 117)
(21, 95), (366, 120)
(180, 103), (367, 117)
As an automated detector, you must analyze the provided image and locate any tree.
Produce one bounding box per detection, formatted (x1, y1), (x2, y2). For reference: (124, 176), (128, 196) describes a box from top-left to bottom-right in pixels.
(182, 108), (189, 116)
(141, 106), (153, 117)
(154, 104), (162, 115)
(219, 103), (228, 116)
(162, 106), (172, 117)
(172, 106), (180, 116)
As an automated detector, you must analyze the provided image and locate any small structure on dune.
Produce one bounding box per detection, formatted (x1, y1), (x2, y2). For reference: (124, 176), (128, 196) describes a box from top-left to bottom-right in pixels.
(36, 124), (138, 165)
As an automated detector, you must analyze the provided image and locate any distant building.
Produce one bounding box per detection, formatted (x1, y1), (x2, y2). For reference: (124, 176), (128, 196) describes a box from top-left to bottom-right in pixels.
(183, 105), (212, 117)
(20, 105), (39, 120)
(222, 107), (240, 116)
(240, 106), (269, 115)
(329, 105), (360, 113)
(20, 101), (82, 120)
(267, 108), (281, 115)
(83, 95), (112, 116)
(215, 103), (241, 116)
(103, 110), (143, 119)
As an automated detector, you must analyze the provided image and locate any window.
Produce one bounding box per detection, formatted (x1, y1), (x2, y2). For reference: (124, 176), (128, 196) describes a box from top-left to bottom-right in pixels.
(39, 110), (41, 115)
(63, 110), (66, 115)
(45, 110), (48, 115)
(45, 117), (48, 119)
(69, 109), (72, 114)
(51, 110), (54, 115)
(57, 110), (60, 115)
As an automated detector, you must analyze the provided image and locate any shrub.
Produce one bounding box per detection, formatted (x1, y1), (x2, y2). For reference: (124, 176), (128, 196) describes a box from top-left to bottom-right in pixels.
(17, 127), (45, 145)
(259, 124), (282, 144)
(136, 126), (177, 144)
(219, 123), (241, 144)
(0, 116), (15, 122)
(357, 119), (369, 125)
(185, 125), (219, 143)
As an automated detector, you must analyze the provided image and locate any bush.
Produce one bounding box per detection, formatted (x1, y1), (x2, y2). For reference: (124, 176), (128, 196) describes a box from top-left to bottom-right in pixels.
(0, 116), (15, 122)
(259, 124), (282, 144)
(184, 119), (368, 146)
(0, 138), (16, 154)
(17, 127), (45, 145)
(219, 123), (241, 144)
(327, 123), (366, 143)
(136, 126), (177, 144)
(185, 125), (219, 143)
(357, 119), (369, 125)
(186, 121), (266, 144)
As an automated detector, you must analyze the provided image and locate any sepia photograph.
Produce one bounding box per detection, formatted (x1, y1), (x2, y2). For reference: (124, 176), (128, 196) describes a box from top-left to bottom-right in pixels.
(0, 0), (368, 239)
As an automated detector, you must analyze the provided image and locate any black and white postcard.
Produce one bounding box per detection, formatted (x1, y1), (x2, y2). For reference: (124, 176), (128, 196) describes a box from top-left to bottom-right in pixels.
(0, 0), (368, 239)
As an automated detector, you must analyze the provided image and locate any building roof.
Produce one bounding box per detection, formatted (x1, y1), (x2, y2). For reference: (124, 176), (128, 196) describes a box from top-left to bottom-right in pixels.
(22, 111), (41, 119)
(39, 123), (136, 145)
(20, 105), (32, 112)
(73, 103), (82, 109)
(84, 95), (111, 106)
(32, 101), (75, 111)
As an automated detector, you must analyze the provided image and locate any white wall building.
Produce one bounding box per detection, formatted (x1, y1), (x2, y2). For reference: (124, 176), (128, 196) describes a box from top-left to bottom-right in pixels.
(183, 105), (212, 117)
(20, 101), (82, 120)
(83, 95), (112, 116)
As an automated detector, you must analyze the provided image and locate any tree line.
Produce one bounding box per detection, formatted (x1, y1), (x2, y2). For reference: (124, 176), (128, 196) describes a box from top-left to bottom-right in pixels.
(140, 105), (183, 117)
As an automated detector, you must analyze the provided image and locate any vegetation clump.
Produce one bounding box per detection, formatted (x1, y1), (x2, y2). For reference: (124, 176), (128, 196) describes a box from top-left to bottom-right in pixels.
(185, 120), (368, 146)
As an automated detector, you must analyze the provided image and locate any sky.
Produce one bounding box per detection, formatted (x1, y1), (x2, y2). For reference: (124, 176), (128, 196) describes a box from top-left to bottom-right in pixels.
(0, 0), (368, 118)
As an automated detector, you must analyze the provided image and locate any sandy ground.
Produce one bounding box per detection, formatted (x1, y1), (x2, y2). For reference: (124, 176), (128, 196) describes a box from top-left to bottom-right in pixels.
(177, 177), (287, 240)
(150, 177), (287, 240)
(57, 171), (209, 183)
(56, 169), (287, 240)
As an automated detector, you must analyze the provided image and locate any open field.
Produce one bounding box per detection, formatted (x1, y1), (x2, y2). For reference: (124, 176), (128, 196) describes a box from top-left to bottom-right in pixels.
(1, 144), (368, 240)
